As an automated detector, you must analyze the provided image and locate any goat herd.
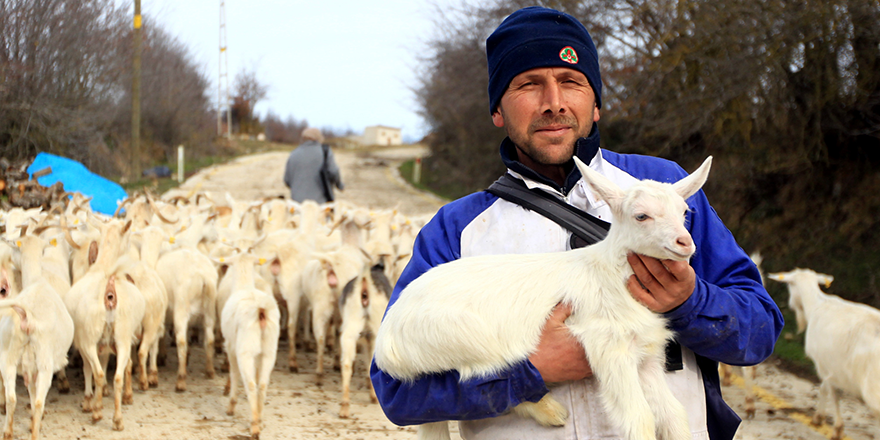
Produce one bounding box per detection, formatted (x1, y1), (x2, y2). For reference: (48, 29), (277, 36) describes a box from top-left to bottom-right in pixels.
(0, 184), (877, 440)
(0, 191), (429, 440)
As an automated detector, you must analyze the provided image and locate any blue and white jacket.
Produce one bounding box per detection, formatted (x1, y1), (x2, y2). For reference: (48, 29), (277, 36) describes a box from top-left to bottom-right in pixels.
(370, 128), (784, 440)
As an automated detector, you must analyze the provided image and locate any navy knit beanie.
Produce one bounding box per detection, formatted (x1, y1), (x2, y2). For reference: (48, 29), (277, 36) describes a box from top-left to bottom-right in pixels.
(486, 6), (602, 114)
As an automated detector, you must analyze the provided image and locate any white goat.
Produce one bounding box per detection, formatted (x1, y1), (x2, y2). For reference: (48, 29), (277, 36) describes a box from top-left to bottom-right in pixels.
(220, 252), (280, 440)
(0, 234), (74, 440)
(375, 156), (713, 440)
(65, 218), (145, 431)
(768, 268), (880, 440)
(155, 243), (219, 391)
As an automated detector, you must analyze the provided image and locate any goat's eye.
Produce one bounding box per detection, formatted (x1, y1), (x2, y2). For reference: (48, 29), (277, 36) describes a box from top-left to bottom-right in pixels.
(635, 213), (649, 222)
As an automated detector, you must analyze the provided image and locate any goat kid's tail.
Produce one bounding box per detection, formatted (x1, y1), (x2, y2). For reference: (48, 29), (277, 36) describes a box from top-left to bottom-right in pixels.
(0, 298), (34, 334)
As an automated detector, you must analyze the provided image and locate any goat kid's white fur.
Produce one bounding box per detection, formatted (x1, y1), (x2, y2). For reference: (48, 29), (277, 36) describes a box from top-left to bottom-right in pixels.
(375, 156), (713, 440)
(768, 268), (880, 440)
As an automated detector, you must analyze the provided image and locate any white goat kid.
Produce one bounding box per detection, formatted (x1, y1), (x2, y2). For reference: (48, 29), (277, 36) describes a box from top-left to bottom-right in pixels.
(221, 252), (280, 440)
(375, 156), (713, 440)
(768, 268), (880, 440)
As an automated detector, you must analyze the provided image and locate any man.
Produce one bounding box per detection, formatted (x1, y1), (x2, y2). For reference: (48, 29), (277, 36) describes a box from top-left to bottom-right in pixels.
(370, 6), (783, 440)
(283, 127), (343, 203)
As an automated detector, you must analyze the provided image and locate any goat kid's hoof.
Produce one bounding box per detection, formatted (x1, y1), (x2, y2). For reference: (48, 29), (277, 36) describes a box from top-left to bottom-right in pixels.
(176, 377), (187, 392)
(288, 364), (298, 373)
(123, 393), (134, 405)
(91, 411), (103, 423)
(339, 402), (350, 419)
(113, 417), (124, 431)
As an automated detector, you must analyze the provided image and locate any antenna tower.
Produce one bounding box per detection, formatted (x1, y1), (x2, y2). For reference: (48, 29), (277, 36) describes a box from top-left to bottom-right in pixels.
(218, 1), (231, 138)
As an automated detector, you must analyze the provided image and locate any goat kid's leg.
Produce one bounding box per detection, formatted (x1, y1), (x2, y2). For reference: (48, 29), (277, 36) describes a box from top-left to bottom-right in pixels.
(137, 324), (159, 391)
(54, 367), (70, 394)
(123, 357), (134, 405)
(311, 302), (334, 384)
(148, 333), (161, 387)
(113, 342), (134, 431)
(638, 353), (689, 440)
(416, 421), (452, 440)
(237, 356), (261, 439)
(81, 346), (105, 422)
(173, 307), (190, 392)
(30, 368), (53, 440)
(338, 317), (362, 419)
(2, 364), (16, 440)
(511, 395), (568, 427)
(285, 292), (302, 372)
(202, 305), (217, 379)
(227, 353), (240, 416)
(99, 352), (111, 397)
(586, 340), (656, 440)
(814, 380), (844, 440)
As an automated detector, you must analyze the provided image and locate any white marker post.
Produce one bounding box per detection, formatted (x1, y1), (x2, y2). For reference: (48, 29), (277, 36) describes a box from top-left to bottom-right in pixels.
(177, 145), (185, 182)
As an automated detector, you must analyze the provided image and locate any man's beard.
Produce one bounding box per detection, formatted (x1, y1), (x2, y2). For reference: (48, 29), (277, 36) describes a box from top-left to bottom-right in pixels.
(509, 114), (581, 166)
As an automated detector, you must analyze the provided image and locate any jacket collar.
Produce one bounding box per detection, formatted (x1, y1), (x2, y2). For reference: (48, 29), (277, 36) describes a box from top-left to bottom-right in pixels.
(499, 122), (601, 195)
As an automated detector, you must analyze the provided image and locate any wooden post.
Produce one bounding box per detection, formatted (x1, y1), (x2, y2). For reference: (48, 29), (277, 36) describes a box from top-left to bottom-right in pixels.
(131, 0), (142, 181)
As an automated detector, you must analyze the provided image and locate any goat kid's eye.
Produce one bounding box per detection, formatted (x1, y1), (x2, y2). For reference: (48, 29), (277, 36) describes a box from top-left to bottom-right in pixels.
(635, 213), (650, 222)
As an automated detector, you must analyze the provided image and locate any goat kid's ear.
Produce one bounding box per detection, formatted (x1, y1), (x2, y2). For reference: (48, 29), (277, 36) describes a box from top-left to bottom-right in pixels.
(673, 156), (712, 200)
(766, 272), (790, 283)
(815, 273), (834, 288)
(573, 157), (625, 206)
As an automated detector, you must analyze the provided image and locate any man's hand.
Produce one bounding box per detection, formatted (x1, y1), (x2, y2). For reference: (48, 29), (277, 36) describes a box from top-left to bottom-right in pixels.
(626, 253), (696, 313)
(528, 303), (592, 384)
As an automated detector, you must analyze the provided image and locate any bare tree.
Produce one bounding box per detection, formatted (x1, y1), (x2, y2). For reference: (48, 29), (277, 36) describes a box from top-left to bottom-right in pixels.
(231, 66), (268, 135)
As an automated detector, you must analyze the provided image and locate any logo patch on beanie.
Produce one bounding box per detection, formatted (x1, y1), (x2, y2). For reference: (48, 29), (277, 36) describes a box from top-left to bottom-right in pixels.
(559, 46), (578, 64)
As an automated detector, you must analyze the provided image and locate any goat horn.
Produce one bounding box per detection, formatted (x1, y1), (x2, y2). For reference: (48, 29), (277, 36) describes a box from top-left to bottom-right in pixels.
(59, 213), (81, 250)
(147, 196), (179, 224)
(114, 197), (133, 218)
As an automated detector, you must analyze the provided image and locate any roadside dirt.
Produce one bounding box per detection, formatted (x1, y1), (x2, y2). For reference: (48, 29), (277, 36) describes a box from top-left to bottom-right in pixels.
(18, 145), (878, 440)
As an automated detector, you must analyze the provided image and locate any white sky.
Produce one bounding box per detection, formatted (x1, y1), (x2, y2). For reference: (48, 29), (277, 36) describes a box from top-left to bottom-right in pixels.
(136, 1), (456, 142)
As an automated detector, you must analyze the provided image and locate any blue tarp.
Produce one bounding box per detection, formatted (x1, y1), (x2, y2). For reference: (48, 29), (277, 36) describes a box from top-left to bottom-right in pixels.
(26, 152), (128, 215)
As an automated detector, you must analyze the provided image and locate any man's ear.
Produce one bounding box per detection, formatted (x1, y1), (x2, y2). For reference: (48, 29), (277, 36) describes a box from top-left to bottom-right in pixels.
(492, 109), (504, 128)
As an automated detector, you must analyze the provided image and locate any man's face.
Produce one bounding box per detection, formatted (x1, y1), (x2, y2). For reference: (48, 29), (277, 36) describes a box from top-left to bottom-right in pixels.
(492, 67), (600, 168)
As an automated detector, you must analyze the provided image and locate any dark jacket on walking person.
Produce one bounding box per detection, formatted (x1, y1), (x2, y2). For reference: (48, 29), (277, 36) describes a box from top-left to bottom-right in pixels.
(283, 128), (343, 203)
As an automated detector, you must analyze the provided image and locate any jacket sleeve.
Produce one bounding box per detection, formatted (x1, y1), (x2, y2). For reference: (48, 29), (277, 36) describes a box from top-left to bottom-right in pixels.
(370, 200), (549, 426)
(664, 189), (784, 366)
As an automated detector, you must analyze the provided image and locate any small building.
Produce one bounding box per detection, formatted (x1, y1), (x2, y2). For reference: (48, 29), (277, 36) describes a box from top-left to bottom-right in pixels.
(363, 125), (402, 146)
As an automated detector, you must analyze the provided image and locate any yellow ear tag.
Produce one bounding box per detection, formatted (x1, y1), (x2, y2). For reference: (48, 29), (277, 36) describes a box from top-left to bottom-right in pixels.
(169, 237), (176, 244)
(258, 258), (266, 265)
(268, 217), (273, 222)
(179, 225), (187, 232)
(74, 219), (80, 225)
(824, 281), (831, 288)
(391, 224), (398, 231)
(289, 207), (295, 214)
(221, 237), (227, 242)
(15, 241), (21, 248)
(50, 238), (58, 247)
(219, 258), (225, 263)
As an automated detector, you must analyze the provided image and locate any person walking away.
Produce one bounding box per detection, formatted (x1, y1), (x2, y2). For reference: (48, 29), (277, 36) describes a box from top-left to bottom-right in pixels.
(283, 127), (343, 203)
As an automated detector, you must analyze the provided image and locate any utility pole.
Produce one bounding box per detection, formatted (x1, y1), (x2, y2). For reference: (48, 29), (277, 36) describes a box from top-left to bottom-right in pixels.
(218, 1), (231, 139)
(131, 0), (142, 181)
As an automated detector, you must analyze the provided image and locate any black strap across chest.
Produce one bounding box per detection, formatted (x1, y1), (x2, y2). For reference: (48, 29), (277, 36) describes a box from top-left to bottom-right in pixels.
(485, 173), (683, 372)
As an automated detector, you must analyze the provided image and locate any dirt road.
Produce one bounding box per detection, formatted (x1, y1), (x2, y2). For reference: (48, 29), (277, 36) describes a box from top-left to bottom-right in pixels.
(23, 145), (878, 439)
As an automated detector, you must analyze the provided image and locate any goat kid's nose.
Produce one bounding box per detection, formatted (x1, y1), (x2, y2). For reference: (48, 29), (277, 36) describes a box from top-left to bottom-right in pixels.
(676, 235), (694, 249)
